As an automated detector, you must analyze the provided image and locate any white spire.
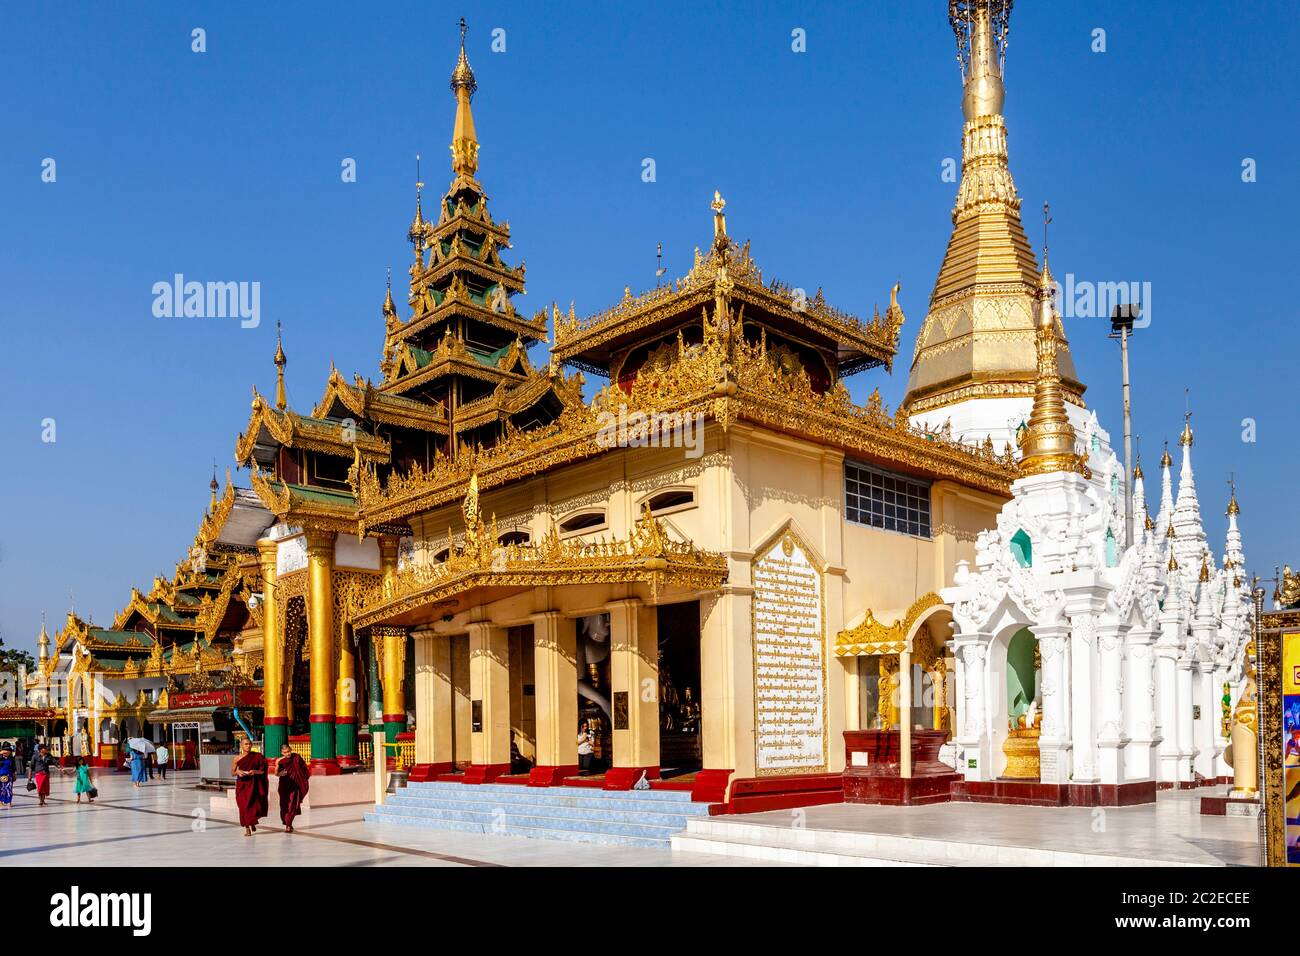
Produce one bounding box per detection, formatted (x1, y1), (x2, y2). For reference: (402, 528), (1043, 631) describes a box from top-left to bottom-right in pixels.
(1172, 416), (1209, 581)
(1224, 482), (1245, 578)
(1131, 459), (1147, 546)
(1156, 441), (1175, 542)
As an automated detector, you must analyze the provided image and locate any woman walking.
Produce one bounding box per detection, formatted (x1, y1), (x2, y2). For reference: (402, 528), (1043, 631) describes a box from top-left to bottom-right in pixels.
(274, 743), (310, 832)
(73, 757), (95, 804)
(129, 748), (148, 788)
(233, 738), (268, 836)
(0, 744), (15, 809)
(28, 743), (56, 806)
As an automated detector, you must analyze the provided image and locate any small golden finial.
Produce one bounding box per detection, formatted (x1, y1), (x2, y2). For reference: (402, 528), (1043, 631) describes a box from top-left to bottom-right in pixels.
(1166, 521), (1176, 539)
(1226, 475), (1240, 516)
(1199, 555), (1212, 583)
(274, 320), (287, 411)
(449, 19), (479, 177)
(1143, 510), (1155, 532)
(1018, 232), (1082, 478)
(1168, 553), (1179, 572)
(1179, 389), (1194, 447)
(712, 190), (727, 240)
(383, 268), (396, 320)
(209, 460), (219, 511)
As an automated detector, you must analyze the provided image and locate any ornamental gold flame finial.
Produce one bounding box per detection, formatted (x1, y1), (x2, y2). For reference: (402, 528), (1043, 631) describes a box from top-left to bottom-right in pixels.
(1017, 236), (1083, 478)
(1199, 555), (1212, 584)
(1160, 439), (1172, 468)
(274, 320), (287, 411)
(1227, 475), (1240, 516)
(449, 18), (479, 177)
(1180, 389), (1194, 446)
(951, 0), (1011, 121)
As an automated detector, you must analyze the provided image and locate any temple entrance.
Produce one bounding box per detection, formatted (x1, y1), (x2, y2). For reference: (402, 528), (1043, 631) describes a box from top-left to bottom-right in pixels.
(577, 614), (612, 774)
(657, 600), (702, 776)
(285, 596), (309, 736)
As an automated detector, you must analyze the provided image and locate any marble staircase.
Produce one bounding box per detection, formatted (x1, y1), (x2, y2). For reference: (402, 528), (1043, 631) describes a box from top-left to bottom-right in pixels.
(364, 780), (712, 848)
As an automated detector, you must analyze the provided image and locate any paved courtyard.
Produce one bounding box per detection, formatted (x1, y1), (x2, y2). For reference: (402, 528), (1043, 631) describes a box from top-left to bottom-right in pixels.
(0, 767), (1262, 867)
(0, 767), (769, 867)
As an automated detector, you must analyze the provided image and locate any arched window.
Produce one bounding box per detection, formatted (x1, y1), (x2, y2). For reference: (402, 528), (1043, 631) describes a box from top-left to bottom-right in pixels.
(646, 489), (694, 514)
(433, 547), (451, 562)
(559, 511), (606, 534)
(1010, 529), (1032, 568)
(498, 530), (530, 547)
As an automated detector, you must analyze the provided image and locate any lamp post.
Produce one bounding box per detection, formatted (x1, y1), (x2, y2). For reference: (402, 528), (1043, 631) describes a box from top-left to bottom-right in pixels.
(1109, 303), (1139, 547)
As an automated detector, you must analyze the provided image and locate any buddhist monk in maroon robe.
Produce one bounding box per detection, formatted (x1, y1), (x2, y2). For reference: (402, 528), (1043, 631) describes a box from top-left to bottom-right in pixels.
(233, 739), (268, 836)
(275, 743), (310, 832)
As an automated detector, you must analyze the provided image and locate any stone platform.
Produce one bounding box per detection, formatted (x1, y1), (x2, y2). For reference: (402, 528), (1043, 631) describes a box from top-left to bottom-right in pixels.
(671, 788), (1260, 866)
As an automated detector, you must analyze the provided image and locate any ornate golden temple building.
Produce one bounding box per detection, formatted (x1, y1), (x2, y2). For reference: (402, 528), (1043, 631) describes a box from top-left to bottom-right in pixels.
(178, 21), (1020, 812)
(14, 12), (1154, 823)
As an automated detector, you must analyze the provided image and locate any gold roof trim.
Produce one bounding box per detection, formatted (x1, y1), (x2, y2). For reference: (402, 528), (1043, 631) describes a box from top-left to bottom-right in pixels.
(835, 592), (946, 658)
(235, 390), (391, 465)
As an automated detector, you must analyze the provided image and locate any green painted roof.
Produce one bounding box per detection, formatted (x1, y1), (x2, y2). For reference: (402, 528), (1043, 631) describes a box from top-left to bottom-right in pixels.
(88, 628), (155, 647)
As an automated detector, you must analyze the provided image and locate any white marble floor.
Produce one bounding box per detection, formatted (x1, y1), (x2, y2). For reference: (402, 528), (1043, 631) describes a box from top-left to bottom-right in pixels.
(718, 789), (1261, 866)
(0, 768), (775, 867)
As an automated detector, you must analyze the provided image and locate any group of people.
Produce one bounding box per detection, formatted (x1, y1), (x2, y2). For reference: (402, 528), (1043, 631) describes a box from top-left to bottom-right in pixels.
(0, 741), (93, 808)
(232, 739), (310, 836)
(123, 744), (170, 786)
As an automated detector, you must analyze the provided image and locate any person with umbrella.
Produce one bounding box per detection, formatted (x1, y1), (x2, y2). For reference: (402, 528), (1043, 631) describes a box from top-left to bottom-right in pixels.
(128, 747), (147, 788)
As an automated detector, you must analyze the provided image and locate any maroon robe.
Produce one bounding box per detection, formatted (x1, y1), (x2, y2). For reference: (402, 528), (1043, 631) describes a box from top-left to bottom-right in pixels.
(233, 751), (269, 826)
(276, 752), (310, 826)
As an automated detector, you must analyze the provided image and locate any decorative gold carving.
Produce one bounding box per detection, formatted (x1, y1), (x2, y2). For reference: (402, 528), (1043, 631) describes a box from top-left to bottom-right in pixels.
(835, 592), (946, 658)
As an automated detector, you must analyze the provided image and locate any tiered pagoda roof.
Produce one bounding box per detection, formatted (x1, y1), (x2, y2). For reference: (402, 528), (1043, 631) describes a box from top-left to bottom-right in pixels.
(553, 193), (904, 380)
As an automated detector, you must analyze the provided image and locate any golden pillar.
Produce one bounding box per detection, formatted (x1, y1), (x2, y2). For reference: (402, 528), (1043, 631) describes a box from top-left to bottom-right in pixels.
(257, 538), (287, 757)
(467, 621), (510, 780)
(373, 626), (408, 741)
(607, 598), (659, 780)
(304, 528), (338, 773)
(531, 610), (579, 780)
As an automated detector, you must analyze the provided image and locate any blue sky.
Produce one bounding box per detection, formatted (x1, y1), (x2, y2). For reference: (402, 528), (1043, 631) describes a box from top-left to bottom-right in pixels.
(1, 1), (1296, 652)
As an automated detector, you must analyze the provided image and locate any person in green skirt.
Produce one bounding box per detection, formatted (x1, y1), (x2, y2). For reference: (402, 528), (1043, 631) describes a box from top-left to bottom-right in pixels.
(73, 757), (95, 804)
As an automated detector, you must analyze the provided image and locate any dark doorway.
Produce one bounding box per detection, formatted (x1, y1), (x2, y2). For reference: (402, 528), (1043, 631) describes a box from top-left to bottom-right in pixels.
(657, 600), (702, 776)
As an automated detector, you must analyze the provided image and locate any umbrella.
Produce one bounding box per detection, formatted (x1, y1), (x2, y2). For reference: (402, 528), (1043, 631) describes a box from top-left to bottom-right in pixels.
(126, 737), (156, 753)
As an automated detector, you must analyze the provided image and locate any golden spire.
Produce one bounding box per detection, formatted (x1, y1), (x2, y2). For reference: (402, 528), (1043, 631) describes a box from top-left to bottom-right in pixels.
(1199, 555), (1212, 583)
(1143, 510), (1155, 532)
(209, 464), (219, 512)
(449, 18), (479, 178)
(274, 320), (287, 411)
(1168, 553), (1179, 572)
(1166, 522), (1176, 539)
(38, 611), (49, 663)
(1017, 249), (1082, 477)
(383, 269), (397, 323)
(1226, 478), (1240, 516)
(1160, 441), (1172, 468)
(1133, 458), (1144, 481)
(960, 0), (1006, 121)
(1179, 409), (1194, 447)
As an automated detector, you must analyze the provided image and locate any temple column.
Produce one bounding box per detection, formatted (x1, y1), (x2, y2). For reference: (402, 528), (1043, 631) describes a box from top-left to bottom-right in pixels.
(366, 637), (382, 734)
(1068, 614), (1100, 783)
(305, 528), (339, 774)
(1175, 658), (1196, 783)
(1035, 625), (1071, 784)
(258, 538), (287, 757)
(898, 648), (913, 778)
(335, 622), (359, 769)
(410, 626), (453, 780)
(1153, 609), (1182, 784)
(466, 621), (510, 782)
(531, 611), (579, 785)
(1095, 621), (1127, 785)
(607, 598), (659, 787)
(1194, 660), (1217, 780)
(953, 632), (991, 781)
(1123, 627), (1159, 782)
(373, 534), (401, 738)
(372, 626), (409, 743)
